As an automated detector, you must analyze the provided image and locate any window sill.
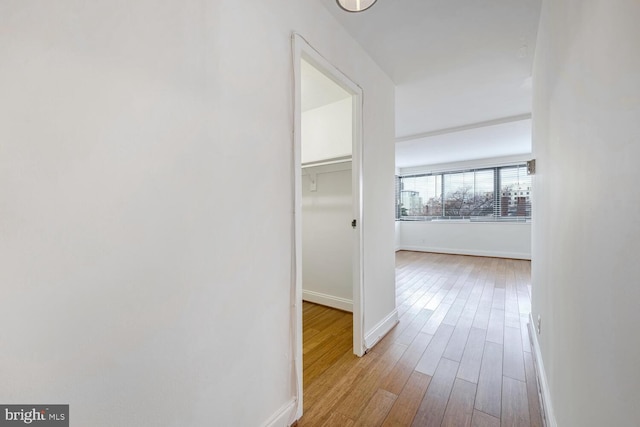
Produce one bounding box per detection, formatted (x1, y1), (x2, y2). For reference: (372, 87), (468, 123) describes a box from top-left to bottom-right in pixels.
(397, 218), (531, 224)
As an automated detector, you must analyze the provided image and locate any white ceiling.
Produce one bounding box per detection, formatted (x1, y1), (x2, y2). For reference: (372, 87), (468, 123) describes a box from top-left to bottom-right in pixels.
(396, 117), (532, 168)
(321, 0), (541, 167)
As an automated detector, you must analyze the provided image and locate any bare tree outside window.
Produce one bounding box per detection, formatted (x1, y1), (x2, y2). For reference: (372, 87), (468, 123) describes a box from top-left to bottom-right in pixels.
(396, 164), (531, 222)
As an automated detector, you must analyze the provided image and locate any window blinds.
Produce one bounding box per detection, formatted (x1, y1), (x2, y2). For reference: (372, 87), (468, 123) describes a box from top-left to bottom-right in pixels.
(397, 164), (532, 221)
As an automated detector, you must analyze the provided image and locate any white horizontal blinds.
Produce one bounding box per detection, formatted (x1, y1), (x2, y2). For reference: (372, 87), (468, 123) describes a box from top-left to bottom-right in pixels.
(443, 169), (494, 218)
(399, 174), (441, 216)
(397, 164), (531, 221)
(395, 176), (401, 219)
(498, 165), (532, 219)
(425, 175), (442, 216)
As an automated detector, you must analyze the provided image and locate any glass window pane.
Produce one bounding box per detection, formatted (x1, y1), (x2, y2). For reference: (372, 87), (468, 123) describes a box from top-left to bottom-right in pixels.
(399, 175), (442, 217)
(399, 176), (423, 216)
(441, 170), (495, 218)
(471, 169), (494, 217)
(499, 166), (532, 218)
(424, 175), (442, 216)
(398, 164), (530, 222)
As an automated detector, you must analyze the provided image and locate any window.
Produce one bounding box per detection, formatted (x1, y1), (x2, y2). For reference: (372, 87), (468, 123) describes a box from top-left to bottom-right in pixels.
(396, 164), (532, 222)
(395, 175), (402, 219)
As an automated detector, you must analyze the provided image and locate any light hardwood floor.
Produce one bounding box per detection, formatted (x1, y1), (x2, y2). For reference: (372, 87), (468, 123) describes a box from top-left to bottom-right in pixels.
(298, 251), (542, 427)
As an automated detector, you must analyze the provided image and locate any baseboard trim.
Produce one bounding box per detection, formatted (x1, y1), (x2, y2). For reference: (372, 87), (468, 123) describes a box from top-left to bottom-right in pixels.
(364, 309), (399, 350)
(261, 398), (297, 427)
(303, 290), (353, 312)
(399, 245), (531, 260)
(528, 313), (557, 427)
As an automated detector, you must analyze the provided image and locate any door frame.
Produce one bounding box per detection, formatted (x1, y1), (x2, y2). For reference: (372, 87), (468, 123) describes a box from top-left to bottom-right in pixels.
(291, 32), (365, 418)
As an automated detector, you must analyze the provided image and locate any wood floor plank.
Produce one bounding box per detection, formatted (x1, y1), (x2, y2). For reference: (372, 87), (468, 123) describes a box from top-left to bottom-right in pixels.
(517, 288), (532, 316)
(305, 306), (343, 331)
(370, 324), (405, 356)
(505, 310), (521, 329)
(394, 309), (434, 347)
(474, 341), (503, 418)
(301, 359), (379, 423)
(421, 302), (453, 335)
(414, 324), (455, 376)
(303, 318), (351, 362)
(304, 311), (351, 355)
(381, 332), (433, 395)
(441, 378), (477, 427)
(524, 352), (543, 427)
(441, 280), (465, 306)
(494, 259), (507, 289)
(520, 315), (532, 353)
(382, 371), (431, 427)
(502, 376), (531, 426)
(334, 343), (407, 419)
(503, 326), (526, 382)
(471, 410), (501, 427)
(304, 329), (353, 387)
(457, 327), (487, 384)
(303, 355), (375, 409)
(321, 412), (355, 427)
(464, 279), (485, 310)
(443, 308), (475, 362)
(354, 389), (397, 427)
(396, 279), (434, 318)
(486, 308), (505, 344)
(472, 287), (493, 330)
(424, 278), (452, 311)
(491, 287), (506, 311)
(411, 358), (459, 426)
(301, 252), (540, 427)
(442, 296), (467, 326)
(302, 352), (379, 422)
(304, 350), (364, 411)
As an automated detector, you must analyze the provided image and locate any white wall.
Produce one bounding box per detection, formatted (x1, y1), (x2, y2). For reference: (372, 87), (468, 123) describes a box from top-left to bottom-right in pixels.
(302, 98), (352, 164)
(302, 163), (353, 311)
(532, 0), (640, 425)
(0, 1), (395, 426)
(398, 222), (531, 259)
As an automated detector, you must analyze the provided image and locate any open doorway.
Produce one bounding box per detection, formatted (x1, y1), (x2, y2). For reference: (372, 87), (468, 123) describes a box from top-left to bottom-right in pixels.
(292, 34), (364, 418)
(300, 58), (353, 312)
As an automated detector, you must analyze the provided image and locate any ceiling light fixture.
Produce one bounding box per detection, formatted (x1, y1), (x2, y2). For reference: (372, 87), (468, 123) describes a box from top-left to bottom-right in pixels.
(336, 0), (378, 13)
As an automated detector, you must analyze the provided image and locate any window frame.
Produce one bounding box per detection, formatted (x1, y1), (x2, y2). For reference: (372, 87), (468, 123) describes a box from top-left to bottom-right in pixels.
(396, 163), (532, 223)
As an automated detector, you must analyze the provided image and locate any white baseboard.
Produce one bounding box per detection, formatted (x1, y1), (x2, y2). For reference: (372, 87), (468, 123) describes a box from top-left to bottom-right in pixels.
(364, 309), (399, 350)
(261, 398), (297, 427)
(399, 245), (531, 260)
(528, 313), (557, 427)
(303, 290), (353, 312)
